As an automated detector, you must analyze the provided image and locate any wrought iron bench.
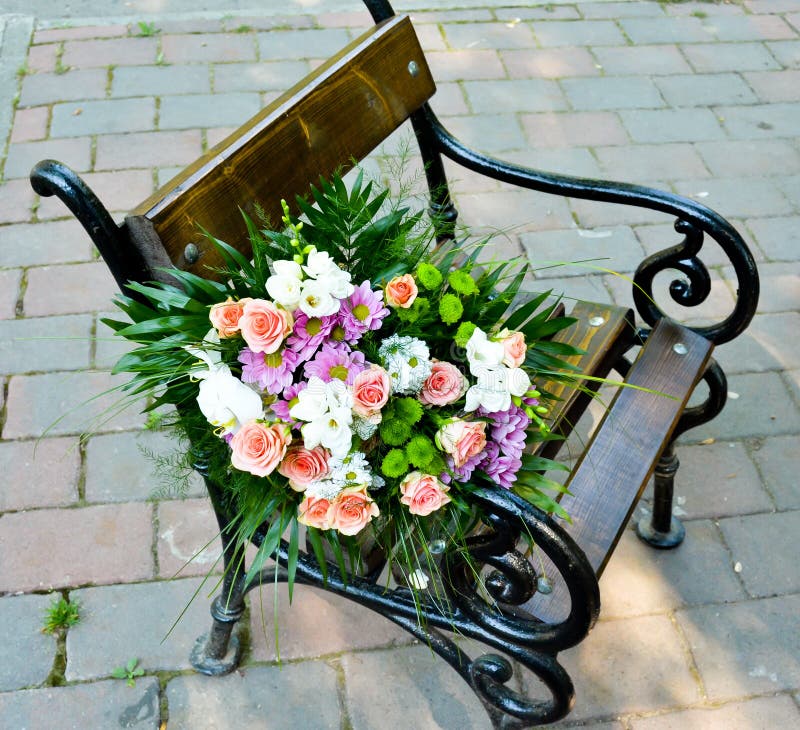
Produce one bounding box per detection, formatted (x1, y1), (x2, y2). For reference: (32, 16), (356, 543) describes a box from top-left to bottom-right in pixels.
(30, 1), (759, 726)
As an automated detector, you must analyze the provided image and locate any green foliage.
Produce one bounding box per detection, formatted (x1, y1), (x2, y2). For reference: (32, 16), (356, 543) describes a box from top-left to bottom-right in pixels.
(42, 595), (80, 634)
(136, 21), (160, 36)
(111, 658), (145, 687)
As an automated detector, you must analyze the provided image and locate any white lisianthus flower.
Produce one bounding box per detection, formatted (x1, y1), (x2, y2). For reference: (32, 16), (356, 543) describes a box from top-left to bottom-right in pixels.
(466, 327), (505, 376)
(290, 377), (354, 458)
(303, 248), (354, 299)
(506, 367), (531, 397)
(464, 367), (511, 413)
(266, 259), (304, 309)
(298, 278), (340, 318)
(195, 363), (264, 435)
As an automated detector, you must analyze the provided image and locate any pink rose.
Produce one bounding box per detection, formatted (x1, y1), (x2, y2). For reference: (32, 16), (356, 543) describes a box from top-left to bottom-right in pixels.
(278, 444), (330, 491)
(500, 330), (527, 368)
(239, 299), (293, 354)
(385, 274), (418, 309)
(230, 421), (292, 477)
(436, 419), (487, 468)
(419, 361), (467, 406)
(327, 487), (379, 536)
(209, 298), (251, 338)
(298, 495), (332, 530)
(352, 365), (391, 419)
(400, 471), (451, 516)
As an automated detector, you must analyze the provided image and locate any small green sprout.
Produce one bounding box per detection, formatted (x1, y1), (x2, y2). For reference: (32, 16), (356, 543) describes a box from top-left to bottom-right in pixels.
(112, 657), (145, 687)
(42, 595), (80, 634)
(136, 21), (160, 37)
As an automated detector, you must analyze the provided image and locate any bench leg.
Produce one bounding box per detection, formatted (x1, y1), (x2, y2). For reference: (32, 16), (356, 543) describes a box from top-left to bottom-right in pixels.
(636, 442), (686, 548)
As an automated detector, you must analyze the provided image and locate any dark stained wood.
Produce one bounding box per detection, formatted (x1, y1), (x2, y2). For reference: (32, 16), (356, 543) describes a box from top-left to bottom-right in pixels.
(526, 319), (713, 623)
(131, 15), (435, 277)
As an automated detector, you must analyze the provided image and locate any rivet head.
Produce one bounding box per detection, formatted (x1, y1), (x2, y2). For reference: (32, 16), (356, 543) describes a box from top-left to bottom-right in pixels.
(673, 343), (688, 355)
(588, 316), (605, 327)
(408, 60), (419, 77)
(184, 243), (200, 263)
(536, 576), (553, 595)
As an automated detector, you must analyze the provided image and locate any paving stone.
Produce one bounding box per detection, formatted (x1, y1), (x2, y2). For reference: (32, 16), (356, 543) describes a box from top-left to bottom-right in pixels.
(598, 521), (746, 619)
(500, 47), (601, 79)
(718, 102), (800, 140)
(0, 179), (35, 224)
(51, 98), (156, 137)
(766, 40), (800, 68)
(3, 137), (92, 180)
(665, 0), (746, 16)
(220, 14), (316, 32)
(33, 25), (129, 43)
(677, 594), (800, 700)
(412, 22), (447, 52)
(25, 43), (57, 73)
(249, 583), (412, 661)
(0, 313), (91, 375)
(554, 615), (700, 721)
(521, 273), (611, 306)
(533, 20), (626, 47)
(0, 502), (154, 592)
(744, 69), (800, 102)
(428, 81), (469, 116)
(161, 33), (257, 64)
(39, 167), (151, 218)
(85, 429), (204, 503)
(697, 139), (800, 178)
(159, 92), (261, 130)
(441, 114), (525, 153)
(66, 578), (211, 679)
(494, 6), (580, 21)
(746, 0), (800, 12)
(620, 16), (712, 44)
(703, 14), (797, 42)
(257, 28), (352, 61)
(596, 143), (709, 182)
(620, 108), (726, 143)
(166, 663), (340, 730)
(62, 37), (157, 68)
(592, 45), (692, 76)
(94, 129), (203, 170)
(655, 72), (758, 107)
(745, 215), (800, 262)
(463, 79), (567, 113)
(675, 177), (793, 218)
(718, 511), (800, 597)
(0, 593), (57, 691)
(156, 498), (221, 578)
(629, 695), (800, 729)
(0, 269), (21, 319)
(156, 165), (185, 189)
(0, 678), (161, 729)
(212, 60), (309, 92)
(441, 20), (536, 50)
(426, 49), (505, 81)
(562, 76), (666, 110)
(0, 436), (80, 512)
(714, 312), (800, 373)
(455, 189), (574, 234)
(508, 147), (603, 178)
(520, 110), (629, 148)
(19, 68), (107, 107)
(9, 106), (49, 143)
(682, 42), (781, 72)
(342, 644), (489, 730)
(734, 261), (800, 312)
(157, 18), (227, 34)
(569, 194), (672, 228)
(411, 9), (494, 24)
(778, 173), (800, 209)
(750, 434), (800, 510)
(111, 64), (211, 98)
(0, 220), (92, 267)
(582, 2), (666, 19)
(24, 262), (119, 316)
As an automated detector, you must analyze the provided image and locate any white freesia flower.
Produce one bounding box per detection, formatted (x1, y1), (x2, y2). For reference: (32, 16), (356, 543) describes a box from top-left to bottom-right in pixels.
(266, 259), (304, 309)
(303, 248), (354, 299)
(298, 278), (340, 318)
(506, 367), (531, 397)
(290, 377), (353, 457)
(466, 327), (505, 376)
(464, 367), (511, 413)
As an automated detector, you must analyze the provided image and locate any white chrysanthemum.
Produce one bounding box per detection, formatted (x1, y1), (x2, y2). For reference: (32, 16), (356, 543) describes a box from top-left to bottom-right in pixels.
(329, 452), (373, 489)
(353, 415), (379, 440)
(304, 478), (345, 502)
(378, 335), (433, 395)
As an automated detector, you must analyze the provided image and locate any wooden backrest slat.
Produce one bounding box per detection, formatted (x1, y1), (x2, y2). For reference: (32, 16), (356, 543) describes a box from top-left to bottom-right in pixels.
(130, 15), (435, 276)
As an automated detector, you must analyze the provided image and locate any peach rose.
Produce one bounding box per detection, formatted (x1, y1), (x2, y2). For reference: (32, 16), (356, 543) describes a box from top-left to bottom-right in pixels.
(278, 445), (330, 491)
(400, 471), (451, 516)
(385, 274), (418, 309)
(327, 487), (379, 536)
(298, 495), (332, 530)
(230, 421), (291, 477)
(352, 365), (391, 419)
(238, 299), (293, 354)
(209, 298), (251, 338)
(436, 419), (487, 468)
(419, 361), (467, 406)
(500, 330), (527, 368)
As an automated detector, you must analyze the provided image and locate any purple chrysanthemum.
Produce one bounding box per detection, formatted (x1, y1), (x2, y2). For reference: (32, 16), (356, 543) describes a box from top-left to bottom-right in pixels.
(303, 343), (366, 386)
(239, 346), (299, 394)
(338, 281), (390, 343)
(270, 380), (307, 427)
(487, 405), (530, 461)
(482, 454), (523, 490)
(286, 312), (336, 362)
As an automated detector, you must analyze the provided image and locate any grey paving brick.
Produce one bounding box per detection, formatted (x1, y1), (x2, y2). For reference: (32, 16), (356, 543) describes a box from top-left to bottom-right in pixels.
(0, 269), (21, 319)
(0, 314), (91, 375)
(778, 172), (800, 209)
(629, 696), (800, 730)
(582, 2), (666, 19)
(718, 102), (800, 139)
(26, 44), (57, 73)
(24, 262), (119, 316)
(675, 177), (793, 218)
(682, 42), (781, 72)
(0, 678), (161, 729)
(440, 113), (525, 152)
(666, 0), (746, 16)
(111, 64), (210, 98)
(620, 108), (726, 143)
(596, 143), (709, 182)
(156, 165), (184, 188)
(257, 28), (351, 60)
(0, 436), (80, 512)
(637, 219), (757, 267)
(789, 12), (800, 34)
(62, 37), (157, 68)
(702, 14), (797, 42)
(751, 434), (800, 510)
(441, 21), (536, 50)
(592, 45), (692, 76)
(19, 68), (107, 106)
(696, 139), (800, 177)
(463, 78), (567, 113)
(655, 72), (758, 107)
(746, 215), (800, 260)
(568, 192), (674, 228)
(94, 129), (203, 170)
(428, 81), (469, 116)
(412, 22), (447, 52)
(158, 92), (261, 130)
(747, 0), (800, 12)
(3, 137), (92, 179)
(167, 663), (340, 730)
(532, 20), (626, 48)
(520, 110), (629, 148)
(621, 16), (713, 44)
(677, 594), (800, 700)
(33, 24), (128, 43)
(744, 69), (800, 102)
(0, 594), (57, 691)
(66, 578), (210, 679)
(50, 98), (155, 137)
(0, 179), (36, 224)
(10, 106), (49, 143)
(562, 76), (666, 110)
(426, 49), (505, 81)
(507, 147), (603, 178)
(212, 60), (309, 92)
(766, 40), (800, 68)
(717, 312), (800, 372)
(0, 221), (92, 268)
(733, 261), (799, 313)
(500, 47), (600, 79)
(156, 498), (221, 578)
(161, 33), (257, 64)
(453, 188), (574, 234)
(342, 644), (489, 730)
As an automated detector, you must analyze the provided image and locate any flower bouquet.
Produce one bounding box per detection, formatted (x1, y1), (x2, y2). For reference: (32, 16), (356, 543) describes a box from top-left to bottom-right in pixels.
(105, 172), (580, 597)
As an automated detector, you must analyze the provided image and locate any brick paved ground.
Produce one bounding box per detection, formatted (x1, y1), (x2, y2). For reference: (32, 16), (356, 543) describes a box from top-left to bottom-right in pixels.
(1, 1), (799, 728)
